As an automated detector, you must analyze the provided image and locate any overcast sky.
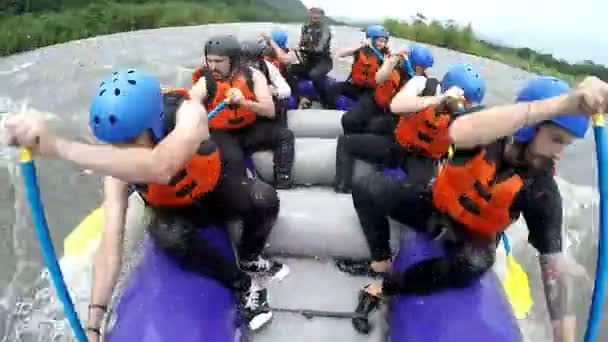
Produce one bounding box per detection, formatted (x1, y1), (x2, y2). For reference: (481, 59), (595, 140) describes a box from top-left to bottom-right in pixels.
(302, 0), (606, 65)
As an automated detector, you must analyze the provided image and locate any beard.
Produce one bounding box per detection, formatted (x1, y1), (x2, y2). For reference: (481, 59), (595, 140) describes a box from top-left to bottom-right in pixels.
(521, 147), (555, 177)
(505, 142), (555, 178)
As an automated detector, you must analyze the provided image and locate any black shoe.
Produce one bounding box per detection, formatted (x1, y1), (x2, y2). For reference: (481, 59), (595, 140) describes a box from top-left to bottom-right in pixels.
(352, 288), (381, 334)
(240, 256), (290, 281)
(333, 181), (351, 194)
(239, 285), (273, 331)
(335, 258), (387, 278)
(274, 172), (294, 189)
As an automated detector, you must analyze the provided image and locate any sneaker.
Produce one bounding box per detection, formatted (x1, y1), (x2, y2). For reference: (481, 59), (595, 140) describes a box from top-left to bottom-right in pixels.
(335, 258), (387, 278)
(239, 285), (273, 331)
(274, 172), (294, 189)
(240, 256), (290, 281)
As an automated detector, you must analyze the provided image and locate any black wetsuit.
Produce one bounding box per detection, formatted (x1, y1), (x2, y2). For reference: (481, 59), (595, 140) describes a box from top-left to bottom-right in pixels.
(144, 92), (280, 292)
(201, 67), (295, 186)
(340, 65), (414, 136)
(351, 138), (563, 296)
(335, 78), (442, 192)
(286, 21), (333, 108)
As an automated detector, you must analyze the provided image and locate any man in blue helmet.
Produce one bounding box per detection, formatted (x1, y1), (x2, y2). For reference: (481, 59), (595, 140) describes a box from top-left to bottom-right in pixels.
(340, 44), (435, 136)
(285, 6), (334, 108)
(344, 76), (607, 339)
(324, 25), (391, 109)
(334, 62), (465, 194)
(5, 70), (291, 337)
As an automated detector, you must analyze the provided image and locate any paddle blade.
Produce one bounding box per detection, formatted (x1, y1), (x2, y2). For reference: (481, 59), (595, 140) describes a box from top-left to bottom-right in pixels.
(63, 207), (104, 258)
(503, 254), (533, 319)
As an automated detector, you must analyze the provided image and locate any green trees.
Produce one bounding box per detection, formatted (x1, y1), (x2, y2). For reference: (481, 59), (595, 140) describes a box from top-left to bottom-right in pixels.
(0, 0), (305, 56)
(384, 18), (607, 82)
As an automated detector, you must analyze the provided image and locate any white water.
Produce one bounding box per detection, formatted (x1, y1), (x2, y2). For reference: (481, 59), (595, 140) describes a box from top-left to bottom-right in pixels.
(0, 23), (604, 341)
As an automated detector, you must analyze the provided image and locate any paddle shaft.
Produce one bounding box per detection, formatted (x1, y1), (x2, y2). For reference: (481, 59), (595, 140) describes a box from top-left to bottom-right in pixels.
(584, 113), (608, 342)
(19, 149), (87, 341)
(369, 43), (415, 78)
(207, 99), (227, 119)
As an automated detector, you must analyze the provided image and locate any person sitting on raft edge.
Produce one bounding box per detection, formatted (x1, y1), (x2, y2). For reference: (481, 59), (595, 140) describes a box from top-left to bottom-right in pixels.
(346, 75), (608, 341)
(324, 25), (391, 109)
(4, 70), (291, 340)
(333, 63), (481, 194)
(285, 6), (333, 109)
(340, 44), (435, 137)
(192, 34), (295, 189)
(241, 38), (292, 129)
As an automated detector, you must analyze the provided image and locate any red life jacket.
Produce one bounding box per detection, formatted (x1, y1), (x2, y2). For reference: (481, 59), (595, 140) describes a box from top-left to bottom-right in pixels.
(135, 89), (222, 207)
(432, 148), (524, 236)
(192, 67), (258, 130)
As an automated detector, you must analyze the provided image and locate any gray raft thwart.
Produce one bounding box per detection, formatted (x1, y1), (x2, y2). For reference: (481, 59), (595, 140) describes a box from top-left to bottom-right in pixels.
(285, 109), (344, 139)
(252, 138), (375, 187)
(265, 188), (401, 259)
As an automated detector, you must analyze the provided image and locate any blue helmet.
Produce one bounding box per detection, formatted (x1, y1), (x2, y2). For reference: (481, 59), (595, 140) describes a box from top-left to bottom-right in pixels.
(89, 69), (164, 143)
(366, 25), (389, 42)
(441, 64), (485, 104)
(271, 30), (288, 49)
(513, 77), (589, 142)
(408, 45), (434, 69)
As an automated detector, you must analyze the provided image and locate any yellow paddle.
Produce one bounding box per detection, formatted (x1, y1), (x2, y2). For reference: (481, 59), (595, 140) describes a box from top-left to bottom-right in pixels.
(501, 232), (533, 319)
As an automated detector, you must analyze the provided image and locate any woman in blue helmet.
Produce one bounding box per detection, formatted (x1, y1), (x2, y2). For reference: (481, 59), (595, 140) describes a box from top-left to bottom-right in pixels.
(324, 25), (391, 109)
(340, 44), (435, 136)
(334, 63), (473, 194)
(5, 70), (292, 337)
(346, 76), (602, 338)
(261, 30), (298, 78)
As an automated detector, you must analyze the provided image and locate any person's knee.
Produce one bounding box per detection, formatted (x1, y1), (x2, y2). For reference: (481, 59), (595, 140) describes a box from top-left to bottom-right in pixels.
(341, 112), (361, 133)
(309, 66), (327, 82)
(352, 172), (385, 208)
(452, 247), (496, 287)
(249, 180), (280, 217)
(148, 216), (191, 258)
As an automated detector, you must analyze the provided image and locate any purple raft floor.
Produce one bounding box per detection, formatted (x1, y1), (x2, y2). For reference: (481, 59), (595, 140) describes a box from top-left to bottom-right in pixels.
(106, 225), (244, 342)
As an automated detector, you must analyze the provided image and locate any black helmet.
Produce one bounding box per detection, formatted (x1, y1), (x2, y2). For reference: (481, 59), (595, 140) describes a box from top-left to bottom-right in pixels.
(204, 34), (241, 66)
(240, 39), (266, 61)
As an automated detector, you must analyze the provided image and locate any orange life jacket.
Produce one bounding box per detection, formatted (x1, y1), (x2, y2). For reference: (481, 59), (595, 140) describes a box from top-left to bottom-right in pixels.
(135, 89), (222, 207)
(351, 47), (387, 89)
(192, 67), (258, 130)
(394, 105), (452, 158)
(432, 149), (524, 236)
(374, 69), (404, 109)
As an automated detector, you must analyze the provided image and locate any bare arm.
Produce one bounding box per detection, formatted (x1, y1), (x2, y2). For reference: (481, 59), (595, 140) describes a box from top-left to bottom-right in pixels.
(241, 68), (275, 118)
(375, 56), (401, 84)
(336, 46), (361, 58)
(449, 95), (571, 149)
(540, 254), (577, 342)
(55, 99), (210, 184)
(390, 76), (442, 114)
(86, 177), (129, 331)
(266, 39), (293, 65)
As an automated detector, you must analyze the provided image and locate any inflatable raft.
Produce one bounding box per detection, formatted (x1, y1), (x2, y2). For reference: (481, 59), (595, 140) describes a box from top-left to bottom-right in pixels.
(64, 108), (522, 342)
(287, 76), (356, 111)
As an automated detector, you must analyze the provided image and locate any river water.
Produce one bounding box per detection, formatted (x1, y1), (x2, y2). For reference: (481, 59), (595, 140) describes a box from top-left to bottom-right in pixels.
(0, 22), (604, 341)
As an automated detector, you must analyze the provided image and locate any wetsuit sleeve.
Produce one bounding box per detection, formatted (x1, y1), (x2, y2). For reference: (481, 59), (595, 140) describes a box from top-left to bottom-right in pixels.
(519, 173), (563, 254)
